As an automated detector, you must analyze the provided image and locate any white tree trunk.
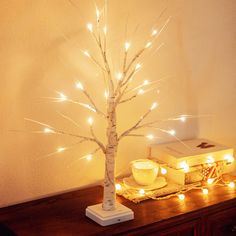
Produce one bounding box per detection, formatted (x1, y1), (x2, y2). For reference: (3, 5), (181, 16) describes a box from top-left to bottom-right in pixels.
(102, 97), (117, 211)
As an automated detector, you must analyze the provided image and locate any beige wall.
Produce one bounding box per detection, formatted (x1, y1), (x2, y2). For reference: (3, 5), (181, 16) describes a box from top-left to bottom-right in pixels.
(0, 0), (235, 207)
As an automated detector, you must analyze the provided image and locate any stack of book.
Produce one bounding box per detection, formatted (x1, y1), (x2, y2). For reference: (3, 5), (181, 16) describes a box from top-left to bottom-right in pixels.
(149, 138), (235, 185)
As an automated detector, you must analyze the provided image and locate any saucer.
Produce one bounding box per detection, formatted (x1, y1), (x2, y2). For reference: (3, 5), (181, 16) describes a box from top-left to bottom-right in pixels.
(123, 176), (167, 191)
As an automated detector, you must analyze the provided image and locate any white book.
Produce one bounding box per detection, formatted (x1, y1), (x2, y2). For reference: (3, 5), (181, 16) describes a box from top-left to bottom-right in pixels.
(150, 138), (234, 169)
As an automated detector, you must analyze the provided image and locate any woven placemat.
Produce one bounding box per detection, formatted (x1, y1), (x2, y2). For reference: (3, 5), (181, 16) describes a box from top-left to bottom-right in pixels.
(116, 178), (201, 203)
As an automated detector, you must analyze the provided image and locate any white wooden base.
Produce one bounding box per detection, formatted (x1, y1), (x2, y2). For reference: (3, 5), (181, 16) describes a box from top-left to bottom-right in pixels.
(85, 203), (134, 226)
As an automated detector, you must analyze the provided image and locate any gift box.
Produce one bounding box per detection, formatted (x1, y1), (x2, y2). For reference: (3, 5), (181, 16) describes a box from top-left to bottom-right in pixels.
(150, 138), (234, 170)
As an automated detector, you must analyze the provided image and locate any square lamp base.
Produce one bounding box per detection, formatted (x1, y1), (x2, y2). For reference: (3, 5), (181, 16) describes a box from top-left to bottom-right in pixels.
(86, 203), (134, 226)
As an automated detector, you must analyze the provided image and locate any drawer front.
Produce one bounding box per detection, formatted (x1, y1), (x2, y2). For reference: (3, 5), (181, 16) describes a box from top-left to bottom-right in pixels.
(207, 206), (236, 236)
(147, 219), (201, 236)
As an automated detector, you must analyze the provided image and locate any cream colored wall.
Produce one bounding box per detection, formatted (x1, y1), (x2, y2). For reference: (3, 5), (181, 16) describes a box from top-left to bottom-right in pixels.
(0, 0), (235, 207)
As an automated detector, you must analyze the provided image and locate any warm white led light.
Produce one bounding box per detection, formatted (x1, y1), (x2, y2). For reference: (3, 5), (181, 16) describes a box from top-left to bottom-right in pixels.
(161, 167), (167, 175)
(44, 128), (54, 134)
(83, 51), (90, 58)
(224, 154), (234, 163)
(103, 26), (107, 35)
(104, 91), (109, 99)
(57, 147), (65, 153)
(138, 89), (144, 95)
(143, 80), (149, 86)
(228, 182), (235, 188)
(180, 161), (189, 173)
(202, 188), (209, 195)
(150, 102), (158, 110)
(168, 129), (176, 136)
(180, 116), (186, 122)
(87, 23), (93, 32)
(87, 117), (94, 126)
(145, 42), (152, 48)
(152, 29), (158, 36)
(146, 134), (154, 140)
(76, 82), (84, 90)
(178, 194), (185, 200)
(115, 183), (122, 191)
(135, 63), (141, 70)
(124, 42), (130, 51)
(139, 189), (145, 195)
(207, 155), (215, 164)
(58, 93), (67, 102)
(207, 178), (214, 184)
(86, 154), (92, 161)
(96, 9), (100, 20)
(116, 72), (123, 80)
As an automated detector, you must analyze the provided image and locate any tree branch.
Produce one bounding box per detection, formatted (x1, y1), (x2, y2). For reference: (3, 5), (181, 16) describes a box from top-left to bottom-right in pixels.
(91, 31), (115, 94)
(124, 48), (145, 74)
(24, 117), (106, 152)
(82, 89), (106, 117)
(89, 125), (106, 154)
(119, 94), (137, 104)
(118, 107), (153, 140)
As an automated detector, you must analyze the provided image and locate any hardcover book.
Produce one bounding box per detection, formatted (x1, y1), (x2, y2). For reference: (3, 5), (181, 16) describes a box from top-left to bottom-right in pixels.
(150, 138), (234, 169)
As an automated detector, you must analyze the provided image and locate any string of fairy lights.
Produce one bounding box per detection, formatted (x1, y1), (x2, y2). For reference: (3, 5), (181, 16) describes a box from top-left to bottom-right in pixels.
(114, 154), (235, 202)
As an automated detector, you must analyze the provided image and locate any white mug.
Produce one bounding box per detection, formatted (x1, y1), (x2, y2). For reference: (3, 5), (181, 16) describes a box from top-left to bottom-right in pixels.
(131, 159), (159, 186)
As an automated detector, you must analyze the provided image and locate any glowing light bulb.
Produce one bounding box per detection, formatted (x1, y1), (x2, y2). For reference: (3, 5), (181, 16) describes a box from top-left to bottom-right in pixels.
(202, 188), (209, 195)
(103, 26), (107, 35)
(83, 51), (90, 58)
(116, 72), (123, 80)
(180, 161), (189, 173)
(150, 102), (158, 110)
(76, 82), (84, 90)
(86, 154), (92, 161)
(146, 134), (154, 140)
(168, 129), (176, 136)
(143, 80), (149, 86)
(124, 42), (130, 51)
(87, 117), (94, 126)
(44, 128), (53, 134)
(207, 156), (215, 164)
(96, 8), (100, 20)
(178, 194), (185, 200)
(135, 63), (141, 70)
(104, 91), (109, 99)
(87, 23), (93, 32)
(138, 89), (144, 95)
(180, 116), (186, 122)
(152, 29), (158, 36)
(207, 178), (214, 184)
(224, 154), (234, 163)
(145, 42), (152, 48)
(115, 183), (122, 191)
(139, 189), (145, 195)
(57, 147), (65, 153)
(228, 182), (235, 188)
(161, 167), (167, 175)
(58, 93), (67, 102)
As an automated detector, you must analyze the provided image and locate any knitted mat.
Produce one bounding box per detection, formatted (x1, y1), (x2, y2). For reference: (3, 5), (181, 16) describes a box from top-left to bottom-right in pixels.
(116, 178), (201, 203)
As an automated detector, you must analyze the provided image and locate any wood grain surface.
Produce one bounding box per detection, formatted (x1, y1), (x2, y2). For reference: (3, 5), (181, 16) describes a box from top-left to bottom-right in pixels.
(0, 175), (235, 236)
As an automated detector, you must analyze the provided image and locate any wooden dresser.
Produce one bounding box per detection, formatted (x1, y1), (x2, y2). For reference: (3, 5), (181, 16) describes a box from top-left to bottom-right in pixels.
(0, 175), (236, 236)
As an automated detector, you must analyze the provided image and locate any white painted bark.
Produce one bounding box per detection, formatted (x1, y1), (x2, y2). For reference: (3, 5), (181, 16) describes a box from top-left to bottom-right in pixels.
(102, 96), (118, 211)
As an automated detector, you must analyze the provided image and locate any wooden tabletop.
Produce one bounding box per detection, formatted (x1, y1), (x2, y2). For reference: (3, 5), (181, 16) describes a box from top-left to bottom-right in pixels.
(0, 175), (235, 236)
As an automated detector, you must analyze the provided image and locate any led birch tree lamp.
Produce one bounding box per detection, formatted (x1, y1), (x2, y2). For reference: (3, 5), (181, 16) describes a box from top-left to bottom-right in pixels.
(25, 4), (180, 226)
(83, 9), (171, 225)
